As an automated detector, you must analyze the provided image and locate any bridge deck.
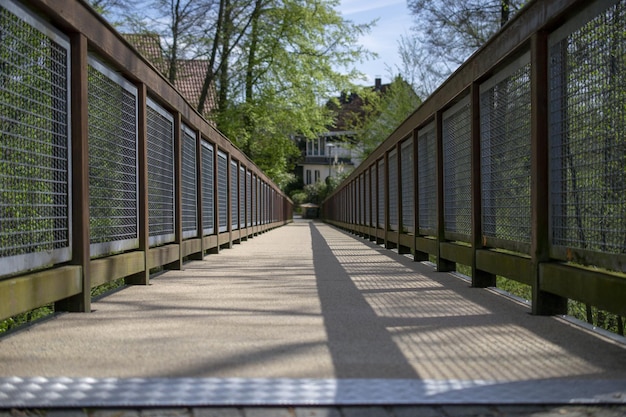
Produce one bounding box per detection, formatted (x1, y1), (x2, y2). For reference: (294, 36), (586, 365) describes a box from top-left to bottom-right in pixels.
(1, 219), (625, 410)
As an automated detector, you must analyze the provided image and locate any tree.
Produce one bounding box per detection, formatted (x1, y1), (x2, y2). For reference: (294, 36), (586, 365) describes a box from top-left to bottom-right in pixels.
(114, 0), (372, 188)
(400, 0), (525, 97)
(211, 0), (374, 188)
(347, 76), (421, 159)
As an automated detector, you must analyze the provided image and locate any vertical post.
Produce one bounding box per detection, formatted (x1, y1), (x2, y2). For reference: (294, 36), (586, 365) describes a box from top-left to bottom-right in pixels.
(367, 162), (378, 242)
(190, 130), (204, 260)
(226, 152), (233, 248)
(471, 83), (496, 287)
(208, 144), (219, 254)
(127, 83), (150, 284)
(57, 32), (90, 312)
(170, 113), (183, 270)
(377, 161), (384, 244)
(396, 142), (407, 253)
(385, 152), (392, 247)
(413, 129), (428, 261)
(436, 111), (455, 272)
(531, 32), (567, 315)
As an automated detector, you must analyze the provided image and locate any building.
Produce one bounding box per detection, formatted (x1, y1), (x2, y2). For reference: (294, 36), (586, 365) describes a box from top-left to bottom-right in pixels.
(297, 78), (390, 186)
(123, 33), (217, 121)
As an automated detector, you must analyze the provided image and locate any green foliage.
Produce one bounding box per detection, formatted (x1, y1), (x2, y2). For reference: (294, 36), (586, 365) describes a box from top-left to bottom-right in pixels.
(0, 6), (69, 260)
(351, 76), (421, 159)
(214, 0), (375, 188)
(291, 171), (348, 205)
(0, 306), (54, 334)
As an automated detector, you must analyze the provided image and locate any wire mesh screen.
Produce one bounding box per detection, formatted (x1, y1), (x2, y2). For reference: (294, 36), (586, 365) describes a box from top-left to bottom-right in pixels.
(418, 124), (437, 234)
(252, 175), (257, 226)
(388, 151), (398, 231)
(480, 57), (532, 247)
(261, 183), (266, 224)
(401, 140), (414, 232)
(230, 161), (238, 230)
(181, 125), (197, 239)
(259, 183), (264, 225)
(239, 166), (245, 228)
(549, 1), (626, 258)
(360, 174), (366, 226)
(365, 169), (371, 227)
(377, 160), (385, 228)
(87, 58), (138, 257)
(147, 99), (175, 246)
(217, 152), (228, 233)
(246, 171), (252, 227)
(443, 98), (472, 238)
(201, 142), (214, 235)
(0, 2), (71, 276)
(350, 182), (355, 224)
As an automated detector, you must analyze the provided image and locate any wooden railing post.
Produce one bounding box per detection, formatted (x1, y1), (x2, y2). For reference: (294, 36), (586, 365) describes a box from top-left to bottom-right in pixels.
(413, 129), (429, 261)
(169, 113), (183, 270)
(531, 31), (567, 315)
(57, 32), (91, 312)
(226, 152), (234, 248)
(190, 129), (204, 260)
(436, 111), (455, 272)
(126, 83), (150, 285)
(208, 144), (220, 254)
(471, 83), (496, 288)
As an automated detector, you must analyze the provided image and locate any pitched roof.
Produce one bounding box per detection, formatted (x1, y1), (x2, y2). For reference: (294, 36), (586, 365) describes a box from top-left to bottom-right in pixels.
(173, 59), (217, 117)
(124, 33), (166, 73)
(123, 33), (217, 120)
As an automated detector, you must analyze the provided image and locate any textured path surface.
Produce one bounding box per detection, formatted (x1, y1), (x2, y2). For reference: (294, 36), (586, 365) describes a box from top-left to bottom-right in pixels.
(1, 219), (625, 412)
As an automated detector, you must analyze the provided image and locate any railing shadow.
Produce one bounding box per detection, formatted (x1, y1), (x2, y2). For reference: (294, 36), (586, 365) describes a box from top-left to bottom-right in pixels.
(310, 221), (626, 382)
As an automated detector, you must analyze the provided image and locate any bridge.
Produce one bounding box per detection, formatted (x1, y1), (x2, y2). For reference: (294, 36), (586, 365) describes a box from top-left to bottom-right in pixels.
(1, 0), (626, 414)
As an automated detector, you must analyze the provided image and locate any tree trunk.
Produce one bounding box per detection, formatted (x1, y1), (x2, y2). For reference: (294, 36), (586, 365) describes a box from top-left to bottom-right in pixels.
(167, 0), (182, 83)
(500, 0), (510, 27)
(198, 0), (226, 115)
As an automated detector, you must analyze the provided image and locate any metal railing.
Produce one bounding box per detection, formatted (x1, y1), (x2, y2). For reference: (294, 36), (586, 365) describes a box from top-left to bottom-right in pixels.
(0, 0), (292, 321)
(323, 0), (626, 317)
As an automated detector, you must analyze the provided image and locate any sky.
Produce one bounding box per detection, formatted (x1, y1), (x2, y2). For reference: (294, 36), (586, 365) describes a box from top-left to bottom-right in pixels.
(336, 0), (414, 87)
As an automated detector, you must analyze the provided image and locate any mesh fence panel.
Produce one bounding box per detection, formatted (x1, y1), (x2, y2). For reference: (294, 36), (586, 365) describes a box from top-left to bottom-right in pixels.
(377, 160), (385, 228)
(147, 99), (175, 246)
(181, 125), (197, 239)
(217, 152), (227, 232)
(480, 58), (532, 246)
(239, 166), (245, 228)
(360, 174), (365, 226)
(201, 142), (214, 235)
(247, 171), (252, 227)
(230, 161), (238, 229)
(365, 169), (371, 227)
(87, 59), (138, 256)
(252, 175), (257, 226)
(401, 140), (414, 232)
(418, 124), (437, 233)
(443, 99), (472, 238)
(0, 2), (71, 274)
(388, 151), (398, 231)
(549, 2), (626, 257)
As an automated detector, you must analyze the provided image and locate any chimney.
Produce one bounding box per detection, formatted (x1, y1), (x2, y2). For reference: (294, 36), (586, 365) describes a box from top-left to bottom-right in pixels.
(375, 77), (381, 90)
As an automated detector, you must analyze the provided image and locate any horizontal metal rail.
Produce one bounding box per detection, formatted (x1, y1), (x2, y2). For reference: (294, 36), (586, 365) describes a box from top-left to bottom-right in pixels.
(322, 0), (626, 317)
(0, 0), (292, 321)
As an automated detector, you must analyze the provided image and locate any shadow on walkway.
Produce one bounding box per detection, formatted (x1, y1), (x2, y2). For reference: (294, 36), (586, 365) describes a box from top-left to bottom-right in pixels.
(310, 221), (420, 379)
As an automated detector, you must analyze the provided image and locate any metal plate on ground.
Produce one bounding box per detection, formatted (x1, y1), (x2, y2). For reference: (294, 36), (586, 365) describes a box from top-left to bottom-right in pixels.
(0, 378), (625, 408)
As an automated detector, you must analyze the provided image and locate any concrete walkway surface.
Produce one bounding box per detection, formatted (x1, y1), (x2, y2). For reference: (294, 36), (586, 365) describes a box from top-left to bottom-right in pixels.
(1, 219), (625, 411)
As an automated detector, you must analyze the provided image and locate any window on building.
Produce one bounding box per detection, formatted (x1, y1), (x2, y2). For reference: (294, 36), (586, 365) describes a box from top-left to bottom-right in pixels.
(306, 169), (312, 185)
(314, 170), (320, 183)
